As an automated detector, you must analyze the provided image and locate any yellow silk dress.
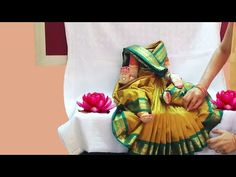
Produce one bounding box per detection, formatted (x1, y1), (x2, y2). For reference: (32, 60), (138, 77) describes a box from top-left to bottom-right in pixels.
(112, 41), (223, 155)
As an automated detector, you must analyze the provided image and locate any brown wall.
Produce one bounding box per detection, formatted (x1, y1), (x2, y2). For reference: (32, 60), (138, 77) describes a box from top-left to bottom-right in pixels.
(0, 23), (67, 154)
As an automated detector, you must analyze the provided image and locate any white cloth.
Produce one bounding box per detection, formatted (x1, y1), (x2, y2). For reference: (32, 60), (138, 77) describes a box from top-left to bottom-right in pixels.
(58, 22), (236, 154)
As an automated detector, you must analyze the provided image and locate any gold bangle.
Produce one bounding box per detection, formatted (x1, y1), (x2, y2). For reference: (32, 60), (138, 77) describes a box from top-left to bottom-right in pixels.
(196, 84), (207, 96)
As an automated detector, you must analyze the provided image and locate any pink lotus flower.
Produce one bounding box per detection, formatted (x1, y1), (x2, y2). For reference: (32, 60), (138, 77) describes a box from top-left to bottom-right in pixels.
(212, 90), (236, 110)
(77, 92), (116, 113)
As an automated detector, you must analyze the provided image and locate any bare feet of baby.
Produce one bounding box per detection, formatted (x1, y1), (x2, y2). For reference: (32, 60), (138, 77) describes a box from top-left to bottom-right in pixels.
(137, 112), (153, 123)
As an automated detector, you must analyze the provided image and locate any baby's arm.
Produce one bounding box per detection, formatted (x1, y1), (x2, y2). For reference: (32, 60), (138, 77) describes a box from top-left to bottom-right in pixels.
(164, 71), (184, 89)
(162, 71), (185, 105)
(137, 112), (153, 123)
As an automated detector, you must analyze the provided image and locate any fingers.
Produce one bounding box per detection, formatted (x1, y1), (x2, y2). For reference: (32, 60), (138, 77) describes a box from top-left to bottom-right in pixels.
(208, 139), (225, 149)
(211, 129), (226, 135)
(190, 99), (203, 111)
(186, 96), (198, 111)
(183, 88), (205, 111)
(183, 92), (191, 109)
(207, 136), (222, 144)
(183, 91), (196, 111)
(209, 142), (229, 154)
(207, 130), (236, 154)
(207, 131), (226, 146)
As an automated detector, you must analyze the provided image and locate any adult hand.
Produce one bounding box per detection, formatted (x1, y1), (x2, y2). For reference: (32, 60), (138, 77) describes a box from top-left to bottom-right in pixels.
(183, 87), (205, 111)
(207, 129), (236, 154)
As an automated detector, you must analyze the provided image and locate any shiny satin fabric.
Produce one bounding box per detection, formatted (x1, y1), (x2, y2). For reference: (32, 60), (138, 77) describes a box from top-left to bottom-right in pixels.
(112, 42), (223, 155)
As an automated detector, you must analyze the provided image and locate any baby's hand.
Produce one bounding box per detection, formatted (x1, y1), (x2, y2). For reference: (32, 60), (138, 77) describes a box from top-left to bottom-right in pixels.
(137, 112), (153, 123)
(170, 73), (184, 89)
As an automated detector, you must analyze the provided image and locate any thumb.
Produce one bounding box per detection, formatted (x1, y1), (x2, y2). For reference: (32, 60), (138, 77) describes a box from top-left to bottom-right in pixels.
(211, 129), (226, 135)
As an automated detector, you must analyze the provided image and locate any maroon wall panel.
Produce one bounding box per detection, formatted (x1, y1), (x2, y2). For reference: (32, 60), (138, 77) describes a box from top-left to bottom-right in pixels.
(45, 22), (67, 55)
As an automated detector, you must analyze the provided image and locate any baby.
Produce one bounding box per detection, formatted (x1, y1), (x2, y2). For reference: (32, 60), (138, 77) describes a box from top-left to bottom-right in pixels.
(119, 54), (184, 123)
(112, 41), (222, 155)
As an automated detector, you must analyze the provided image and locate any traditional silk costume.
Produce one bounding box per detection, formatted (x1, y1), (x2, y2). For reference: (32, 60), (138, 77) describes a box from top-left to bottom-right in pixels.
(112, 41), (223, 155)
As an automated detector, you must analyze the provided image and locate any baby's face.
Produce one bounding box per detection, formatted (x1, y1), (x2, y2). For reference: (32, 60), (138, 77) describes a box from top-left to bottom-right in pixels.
(120, 66), (130, 74)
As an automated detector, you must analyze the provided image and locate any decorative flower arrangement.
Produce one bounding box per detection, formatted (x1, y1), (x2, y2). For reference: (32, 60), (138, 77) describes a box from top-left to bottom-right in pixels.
(212, 90), (236, 110)
(77, 92), (116, 113)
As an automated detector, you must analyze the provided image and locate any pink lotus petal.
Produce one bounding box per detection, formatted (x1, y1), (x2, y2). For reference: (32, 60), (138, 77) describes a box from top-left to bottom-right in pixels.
(90, 107), (99, 112)
(93, 96), (100, 105)
(96, 99), (105, 109)
(103, 98), (112, 109)
(95, 93), (101, 99)
(100, 98), (113, 112)
(81, 101), (92, 111)
(76, 101), (84, 107)
(100, 94), (106, 106)
(105, 95), (109, 103)
(215, 98), (225, 109)
(228, 91), (235, 97)
(105, 103), (116, 111)
(231, 97), (236, 108)
(224, 104), (233, 110)
(93, 92), (99, 97)
(82, 94), (88, 102)
(101, 93), (105, 99)
(221, 93), (233, 104)
(100, 94), (105, 102)
(87, 93), (91, 97)
(87, 96), (98, 106)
